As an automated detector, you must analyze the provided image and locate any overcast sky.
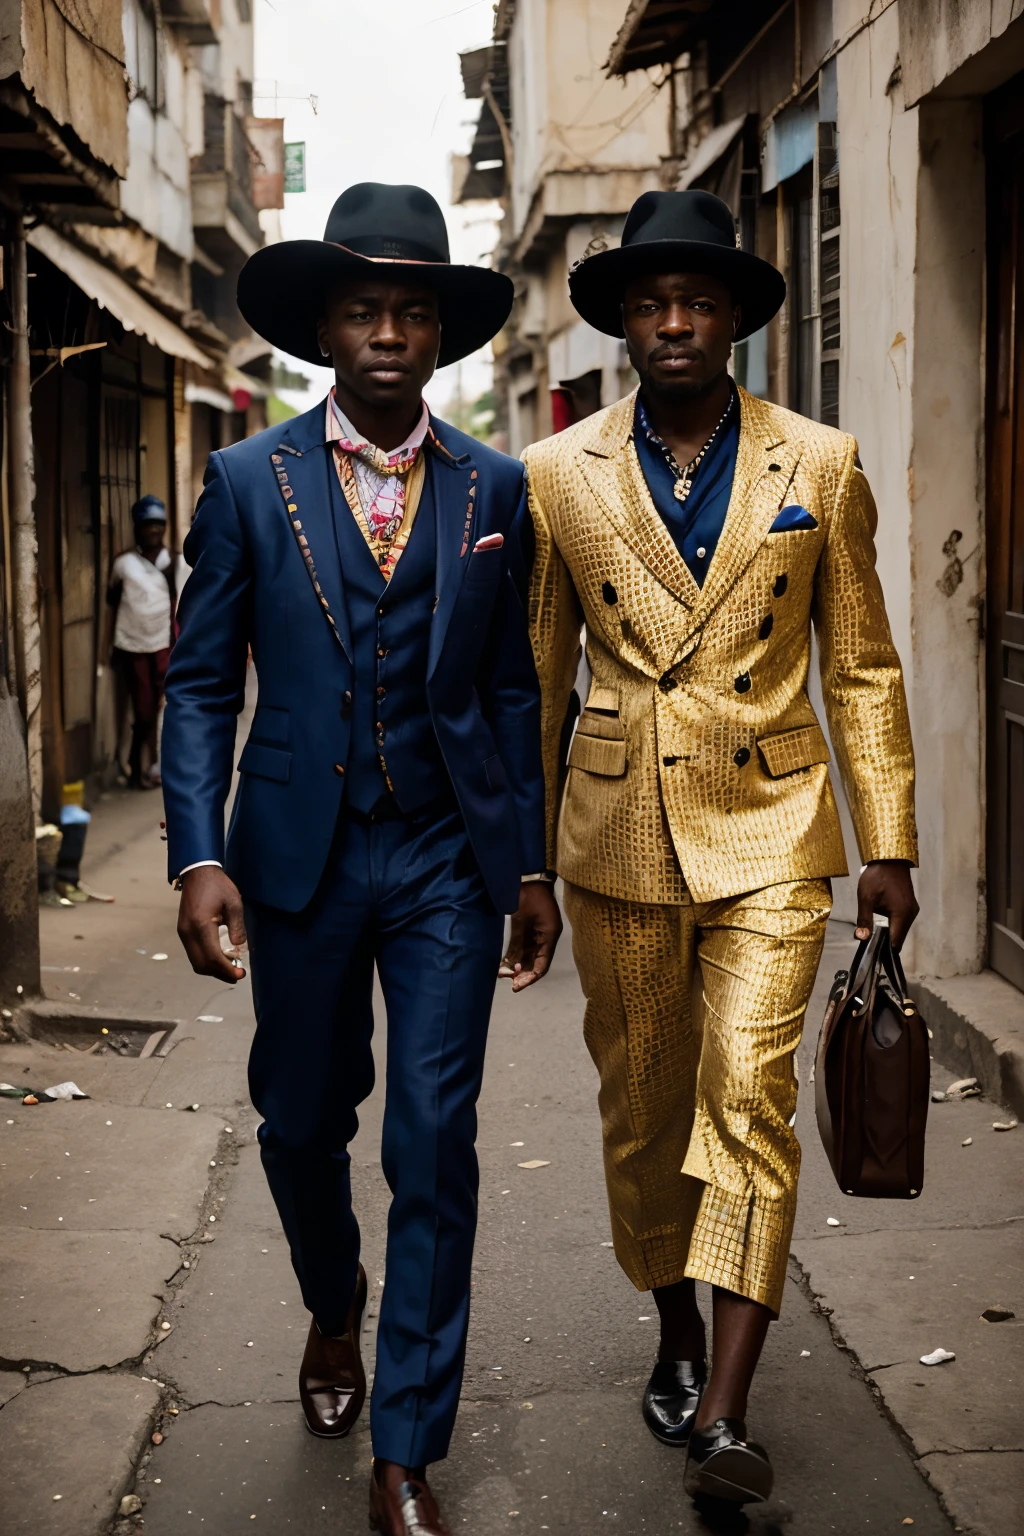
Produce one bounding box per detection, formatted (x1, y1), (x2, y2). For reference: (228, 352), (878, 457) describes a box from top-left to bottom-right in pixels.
(253, 0), (500, 412)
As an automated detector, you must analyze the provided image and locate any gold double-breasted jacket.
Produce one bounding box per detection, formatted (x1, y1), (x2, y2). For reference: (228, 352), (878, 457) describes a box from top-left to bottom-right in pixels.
(523, 387), (918, 905)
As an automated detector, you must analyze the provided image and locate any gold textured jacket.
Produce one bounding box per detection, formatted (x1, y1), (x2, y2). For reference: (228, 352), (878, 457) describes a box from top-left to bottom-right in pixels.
(523, 387), (917, 905)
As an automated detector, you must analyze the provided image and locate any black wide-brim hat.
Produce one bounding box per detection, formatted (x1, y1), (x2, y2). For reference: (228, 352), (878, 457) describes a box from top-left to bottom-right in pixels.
(237, 182), (514, 369)
(569, 189), (785, 343)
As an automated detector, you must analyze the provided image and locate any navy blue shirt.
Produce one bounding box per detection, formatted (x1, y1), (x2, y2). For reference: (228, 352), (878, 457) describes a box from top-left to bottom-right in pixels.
(633, 390), (739, 589)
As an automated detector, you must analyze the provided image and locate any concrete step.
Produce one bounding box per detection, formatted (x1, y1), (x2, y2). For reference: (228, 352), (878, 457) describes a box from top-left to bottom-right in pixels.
(911, 969), (1024, 1121)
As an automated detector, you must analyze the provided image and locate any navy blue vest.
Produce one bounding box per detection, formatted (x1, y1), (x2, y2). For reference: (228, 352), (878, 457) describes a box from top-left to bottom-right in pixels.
(329, 453), (451, 814)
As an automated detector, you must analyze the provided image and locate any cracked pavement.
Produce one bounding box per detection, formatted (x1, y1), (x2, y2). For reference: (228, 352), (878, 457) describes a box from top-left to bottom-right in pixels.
(0, 785), (1020, 1535)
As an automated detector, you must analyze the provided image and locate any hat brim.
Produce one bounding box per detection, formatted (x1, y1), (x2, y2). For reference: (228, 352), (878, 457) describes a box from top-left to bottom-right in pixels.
(568, 240), (786, 343)
(237, 242), (515, 369)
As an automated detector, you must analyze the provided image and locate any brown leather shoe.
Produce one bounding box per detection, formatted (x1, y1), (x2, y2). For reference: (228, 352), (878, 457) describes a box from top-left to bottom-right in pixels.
(298, 1263), (367, 1438)
(369, 1465), (450, 1535)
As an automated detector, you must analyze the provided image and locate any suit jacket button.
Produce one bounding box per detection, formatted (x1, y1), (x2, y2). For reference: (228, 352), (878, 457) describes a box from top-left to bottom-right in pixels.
(759, 613), (774, 640)
(658, 674), (678, 693)
(734, 672), (752, 693)
(334, 763), (345, 776)
(733, 746), (751, 766)
(602, 581), (618, 605)
(773, 573), (788, 597)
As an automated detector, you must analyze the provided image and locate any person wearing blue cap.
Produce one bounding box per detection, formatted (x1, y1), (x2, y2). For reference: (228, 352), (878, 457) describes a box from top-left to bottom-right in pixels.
(106, 495), (184, 789)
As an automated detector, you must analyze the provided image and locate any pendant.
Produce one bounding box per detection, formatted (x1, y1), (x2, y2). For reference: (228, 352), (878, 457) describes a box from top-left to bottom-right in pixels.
(673, 479), (691, 503)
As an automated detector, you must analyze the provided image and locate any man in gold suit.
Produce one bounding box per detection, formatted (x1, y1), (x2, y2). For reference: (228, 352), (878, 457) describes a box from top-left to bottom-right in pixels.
(517, 190), (919, 1504)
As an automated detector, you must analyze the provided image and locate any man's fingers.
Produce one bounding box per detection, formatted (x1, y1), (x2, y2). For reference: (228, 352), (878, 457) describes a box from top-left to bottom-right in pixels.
(889, 895), (919, 953)
(224, 891), (248, 949)
(178, 914), (244, 983)
(854, 883), (876, 942)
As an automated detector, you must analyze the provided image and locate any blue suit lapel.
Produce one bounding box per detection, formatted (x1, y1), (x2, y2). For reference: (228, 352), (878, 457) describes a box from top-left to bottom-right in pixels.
(272, 400), (352, 663)
(426, 417), (476, 682)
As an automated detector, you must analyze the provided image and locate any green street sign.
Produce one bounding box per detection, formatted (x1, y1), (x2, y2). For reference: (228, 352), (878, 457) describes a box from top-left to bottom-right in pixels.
(284, 142), (306, 193)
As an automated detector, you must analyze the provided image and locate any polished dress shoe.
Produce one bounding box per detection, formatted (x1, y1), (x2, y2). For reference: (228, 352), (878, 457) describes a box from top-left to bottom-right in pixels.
(298, 1264), (367, 1438)
(642, 1358), (706, 1446)
(683, 1417), (773, 1504)
(369, 1467), (450, 1535)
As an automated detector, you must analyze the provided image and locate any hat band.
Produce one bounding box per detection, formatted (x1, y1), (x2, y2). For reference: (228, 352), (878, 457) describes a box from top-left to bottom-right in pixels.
(337, 233), (448, 264)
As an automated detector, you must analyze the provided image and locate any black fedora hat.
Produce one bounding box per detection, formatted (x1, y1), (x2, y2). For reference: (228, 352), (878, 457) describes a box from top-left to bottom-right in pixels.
(569, 189), (785, 343)
(237, 182), (514, 369)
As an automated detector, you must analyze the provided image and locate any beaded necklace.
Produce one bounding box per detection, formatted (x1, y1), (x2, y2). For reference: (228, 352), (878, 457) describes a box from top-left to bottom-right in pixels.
(639, 386), (736, 503)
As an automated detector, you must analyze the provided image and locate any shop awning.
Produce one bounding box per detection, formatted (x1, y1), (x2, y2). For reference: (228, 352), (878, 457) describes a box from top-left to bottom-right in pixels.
(28, 224), (213, 370)
(678, 116), (747, 191)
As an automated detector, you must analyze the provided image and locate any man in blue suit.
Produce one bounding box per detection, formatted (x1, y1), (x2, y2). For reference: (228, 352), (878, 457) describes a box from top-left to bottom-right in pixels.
(162, 184), (561, 1536)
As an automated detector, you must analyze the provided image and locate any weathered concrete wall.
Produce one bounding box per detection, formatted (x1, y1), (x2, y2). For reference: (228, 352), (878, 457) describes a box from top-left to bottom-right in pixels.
(121, 13), (194, 263)
(835, 3), (924, 960)
(899, 0), (1024, 105)
(908, 97), (987, 975)
(837, 1), (988, 977)
(507, 0), (670, 241)
(0, 0), (128, 176)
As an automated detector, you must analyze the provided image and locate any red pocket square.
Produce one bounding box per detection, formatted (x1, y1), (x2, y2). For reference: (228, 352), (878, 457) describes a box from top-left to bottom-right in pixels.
(472, 533), (504, 552)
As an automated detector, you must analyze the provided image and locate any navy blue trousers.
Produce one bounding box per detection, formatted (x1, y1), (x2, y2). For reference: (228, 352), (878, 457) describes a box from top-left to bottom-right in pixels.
(246, 802), (504, 1466)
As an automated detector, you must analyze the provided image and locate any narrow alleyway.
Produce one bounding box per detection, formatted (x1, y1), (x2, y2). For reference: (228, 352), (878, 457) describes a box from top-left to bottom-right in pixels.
(1, 783), (1020, 1536)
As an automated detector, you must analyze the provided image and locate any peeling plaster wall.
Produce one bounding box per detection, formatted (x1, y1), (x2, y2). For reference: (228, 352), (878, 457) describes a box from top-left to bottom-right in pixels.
(2, 0), (129, 176)
(837, 2), (987, 977)
(121, 13), (194, 263)
(908, 97), (986, 975)
(507, 0), (669, 243)
(835, 3), (923, 960)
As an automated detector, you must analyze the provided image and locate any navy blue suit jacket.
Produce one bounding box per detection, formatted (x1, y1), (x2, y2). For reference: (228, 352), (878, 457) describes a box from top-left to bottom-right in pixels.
(162, 399), (546, 914)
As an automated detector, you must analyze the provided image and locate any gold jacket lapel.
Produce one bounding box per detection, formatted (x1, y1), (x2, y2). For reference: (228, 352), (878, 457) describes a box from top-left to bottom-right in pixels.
(694, 387), (801, 623)
(577, 392), (697, 610)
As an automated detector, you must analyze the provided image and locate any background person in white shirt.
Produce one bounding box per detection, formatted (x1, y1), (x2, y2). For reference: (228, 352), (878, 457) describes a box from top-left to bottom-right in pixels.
(106, 495), (182, 789)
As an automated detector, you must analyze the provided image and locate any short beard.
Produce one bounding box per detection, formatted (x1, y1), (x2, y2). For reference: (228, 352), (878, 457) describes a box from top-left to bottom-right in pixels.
(641, 370), (721, 404)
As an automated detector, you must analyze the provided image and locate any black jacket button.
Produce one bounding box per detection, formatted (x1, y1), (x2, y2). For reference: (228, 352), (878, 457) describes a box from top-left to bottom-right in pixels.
(734, 672), (751, 693)
(759, 613), (774, 640)
(773, 574), (788, 597)
(733, 746), (751, 767)
(602, 581), (618, 605)
(769, 462), (782, 472)
(658, 674), (678, 693)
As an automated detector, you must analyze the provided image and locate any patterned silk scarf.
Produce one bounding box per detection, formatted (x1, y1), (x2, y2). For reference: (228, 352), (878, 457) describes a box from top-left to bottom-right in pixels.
(326, 392), (429, 581)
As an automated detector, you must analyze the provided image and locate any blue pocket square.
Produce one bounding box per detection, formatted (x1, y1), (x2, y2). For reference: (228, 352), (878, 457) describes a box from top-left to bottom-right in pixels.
(770, 504), (818, 532)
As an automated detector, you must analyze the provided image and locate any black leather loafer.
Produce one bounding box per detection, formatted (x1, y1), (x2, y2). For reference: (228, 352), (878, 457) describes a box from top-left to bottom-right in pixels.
(683, 1417), (773, 1504)
(642, 1359), (706, 1446)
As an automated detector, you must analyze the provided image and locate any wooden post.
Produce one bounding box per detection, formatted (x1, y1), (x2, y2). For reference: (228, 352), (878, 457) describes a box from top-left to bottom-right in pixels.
(0, 215), (41, 1000)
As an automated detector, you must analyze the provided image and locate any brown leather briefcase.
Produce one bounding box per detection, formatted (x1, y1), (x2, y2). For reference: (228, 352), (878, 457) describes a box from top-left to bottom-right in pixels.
(814, 925), (930, 1198)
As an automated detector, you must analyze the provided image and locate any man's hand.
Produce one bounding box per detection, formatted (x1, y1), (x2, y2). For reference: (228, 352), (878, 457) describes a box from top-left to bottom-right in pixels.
(177, 866), (248, 983)
(500, 882), (563, 992)
(855, 860), (919, 951)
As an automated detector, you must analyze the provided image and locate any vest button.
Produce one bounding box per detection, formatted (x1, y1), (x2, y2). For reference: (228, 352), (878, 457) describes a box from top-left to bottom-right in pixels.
(378, 607), (385, 617)
(376, 686), (386, 699)
(333, 763), (345, 776)
(377, 646), (388, 657)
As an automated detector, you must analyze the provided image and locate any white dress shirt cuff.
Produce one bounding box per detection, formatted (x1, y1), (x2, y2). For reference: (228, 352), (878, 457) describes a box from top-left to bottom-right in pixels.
(173, 859), (222, 888)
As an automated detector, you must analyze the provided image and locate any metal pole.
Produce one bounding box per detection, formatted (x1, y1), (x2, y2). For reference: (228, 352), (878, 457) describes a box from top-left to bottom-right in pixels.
(7, 214), (42, 817)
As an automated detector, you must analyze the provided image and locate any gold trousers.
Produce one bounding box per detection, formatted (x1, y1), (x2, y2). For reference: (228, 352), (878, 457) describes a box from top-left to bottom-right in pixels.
(564, 878), (831, 1316)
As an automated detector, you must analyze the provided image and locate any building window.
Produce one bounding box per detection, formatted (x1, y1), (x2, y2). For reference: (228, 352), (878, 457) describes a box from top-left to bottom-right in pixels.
(781, 122), (840, 426)
(126, 0), (161, 111)
(818, 123), (841, 428)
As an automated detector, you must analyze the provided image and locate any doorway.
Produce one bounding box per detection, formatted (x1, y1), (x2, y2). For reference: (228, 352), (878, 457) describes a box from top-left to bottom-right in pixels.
(986, 74), (1024, 992)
